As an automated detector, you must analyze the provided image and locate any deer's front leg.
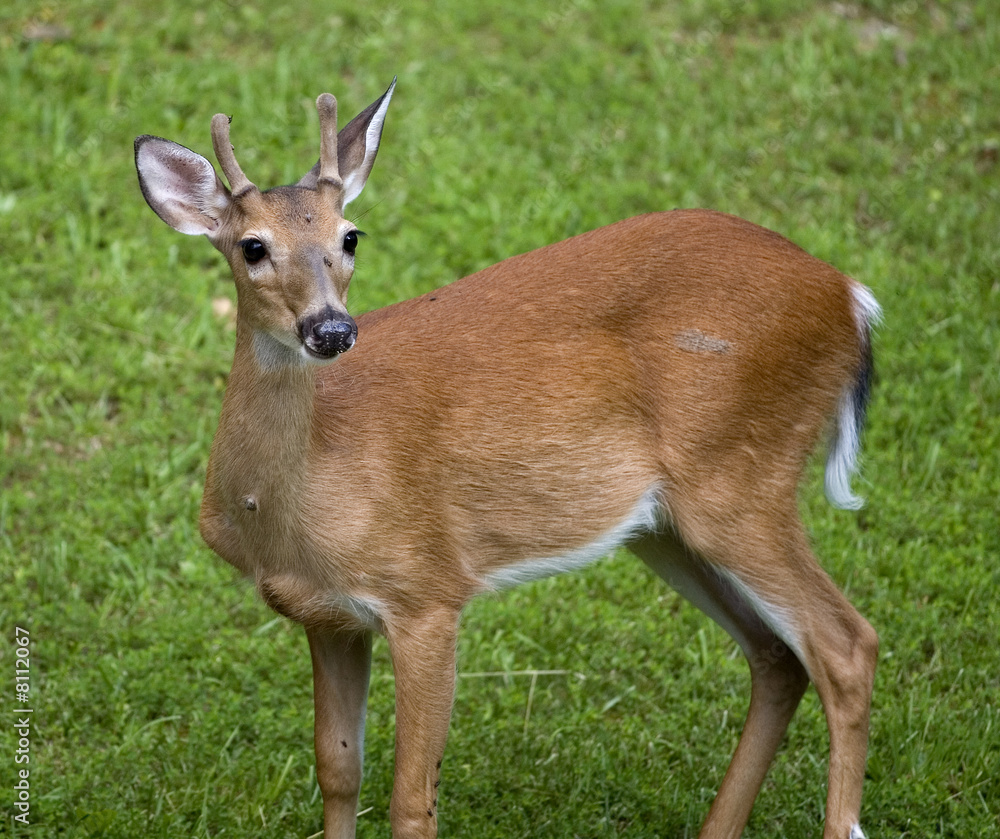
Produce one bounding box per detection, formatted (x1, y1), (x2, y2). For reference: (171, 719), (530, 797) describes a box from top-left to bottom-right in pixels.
(386, 608), (461, 839)
(307, 627), (373, 839)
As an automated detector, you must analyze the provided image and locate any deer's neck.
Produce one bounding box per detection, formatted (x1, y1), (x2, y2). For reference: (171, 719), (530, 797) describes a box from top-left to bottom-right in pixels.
(201, 322), (318, 571)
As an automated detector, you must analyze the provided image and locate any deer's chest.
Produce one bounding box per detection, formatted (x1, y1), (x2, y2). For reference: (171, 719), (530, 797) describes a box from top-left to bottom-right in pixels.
(199, 465), (386, 632)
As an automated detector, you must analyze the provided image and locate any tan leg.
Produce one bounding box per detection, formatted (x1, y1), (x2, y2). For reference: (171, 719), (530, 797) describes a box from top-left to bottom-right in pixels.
(805, 586), (878, 839)
(713, 528), (877, 839)
(633, 520), (876, 839)
(386, 608), (461, 839)
(634, 533), (807, 838)
(307, 627), (372, 839)
(699, 638), (808, 839)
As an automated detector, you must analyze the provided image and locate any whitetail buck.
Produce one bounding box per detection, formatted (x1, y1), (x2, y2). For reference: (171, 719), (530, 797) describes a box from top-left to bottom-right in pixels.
(134, 80), (880, 839)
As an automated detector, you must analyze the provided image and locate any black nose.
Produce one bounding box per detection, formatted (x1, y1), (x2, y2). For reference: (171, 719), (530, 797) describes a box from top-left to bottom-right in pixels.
(300, 308), (357, 358)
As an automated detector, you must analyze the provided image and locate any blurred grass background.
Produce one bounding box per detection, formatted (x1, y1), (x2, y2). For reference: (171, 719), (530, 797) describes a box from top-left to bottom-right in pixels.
(1, 1), (998, 836)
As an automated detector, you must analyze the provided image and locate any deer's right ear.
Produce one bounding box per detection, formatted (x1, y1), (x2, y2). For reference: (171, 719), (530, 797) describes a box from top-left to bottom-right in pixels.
(135, 135), (231, 236)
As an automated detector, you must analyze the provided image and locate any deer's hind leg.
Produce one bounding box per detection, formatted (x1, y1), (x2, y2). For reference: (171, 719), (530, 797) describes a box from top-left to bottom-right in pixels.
(632, 507), (875, 839)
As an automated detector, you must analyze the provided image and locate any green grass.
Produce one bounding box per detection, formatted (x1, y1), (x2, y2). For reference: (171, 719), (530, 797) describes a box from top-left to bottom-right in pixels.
(2, 1), (998, 836)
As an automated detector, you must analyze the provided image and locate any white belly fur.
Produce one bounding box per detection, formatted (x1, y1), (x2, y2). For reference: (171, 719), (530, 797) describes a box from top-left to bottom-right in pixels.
(482, 487), (662, 591)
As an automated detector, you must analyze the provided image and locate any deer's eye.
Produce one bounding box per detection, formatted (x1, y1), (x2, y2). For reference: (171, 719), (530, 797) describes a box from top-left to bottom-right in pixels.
(343, 230), (363, 256)
(241, 238), (267, 264)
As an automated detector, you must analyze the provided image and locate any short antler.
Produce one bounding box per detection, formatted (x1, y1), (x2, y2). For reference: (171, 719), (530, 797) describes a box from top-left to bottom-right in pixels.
(211, 113), (255, 195)
(316, 93), (343, 190)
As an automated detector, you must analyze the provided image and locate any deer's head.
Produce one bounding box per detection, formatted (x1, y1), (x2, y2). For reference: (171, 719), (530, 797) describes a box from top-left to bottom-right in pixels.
(135, 80), (395, 365)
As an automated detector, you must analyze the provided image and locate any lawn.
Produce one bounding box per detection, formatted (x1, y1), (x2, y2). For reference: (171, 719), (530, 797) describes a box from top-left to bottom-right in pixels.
(1, 1), (998, 836)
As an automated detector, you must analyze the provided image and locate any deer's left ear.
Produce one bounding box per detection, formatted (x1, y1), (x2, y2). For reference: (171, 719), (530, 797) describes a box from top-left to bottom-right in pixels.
(297, 77), (396, 206)
(135, 136), (231, 237)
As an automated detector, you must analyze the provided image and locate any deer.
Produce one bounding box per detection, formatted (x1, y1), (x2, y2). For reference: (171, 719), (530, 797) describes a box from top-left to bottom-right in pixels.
(134, 79), (881, 839)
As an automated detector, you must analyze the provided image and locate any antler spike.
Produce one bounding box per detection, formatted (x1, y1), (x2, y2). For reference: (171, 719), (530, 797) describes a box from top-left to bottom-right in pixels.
(211, 113), (255, 195)
(316, 93), (343, 190)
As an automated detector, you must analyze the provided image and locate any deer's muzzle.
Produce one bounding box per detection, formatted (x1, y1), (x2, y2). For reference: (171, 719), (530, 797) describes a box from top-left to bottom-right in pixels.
(299, 307), (357, 359)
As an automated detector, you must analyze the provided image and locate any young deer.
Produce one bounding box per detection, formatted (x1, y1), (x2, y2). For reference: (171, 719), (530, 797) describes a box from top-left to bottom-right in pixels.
(135, 80), (880, 839)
